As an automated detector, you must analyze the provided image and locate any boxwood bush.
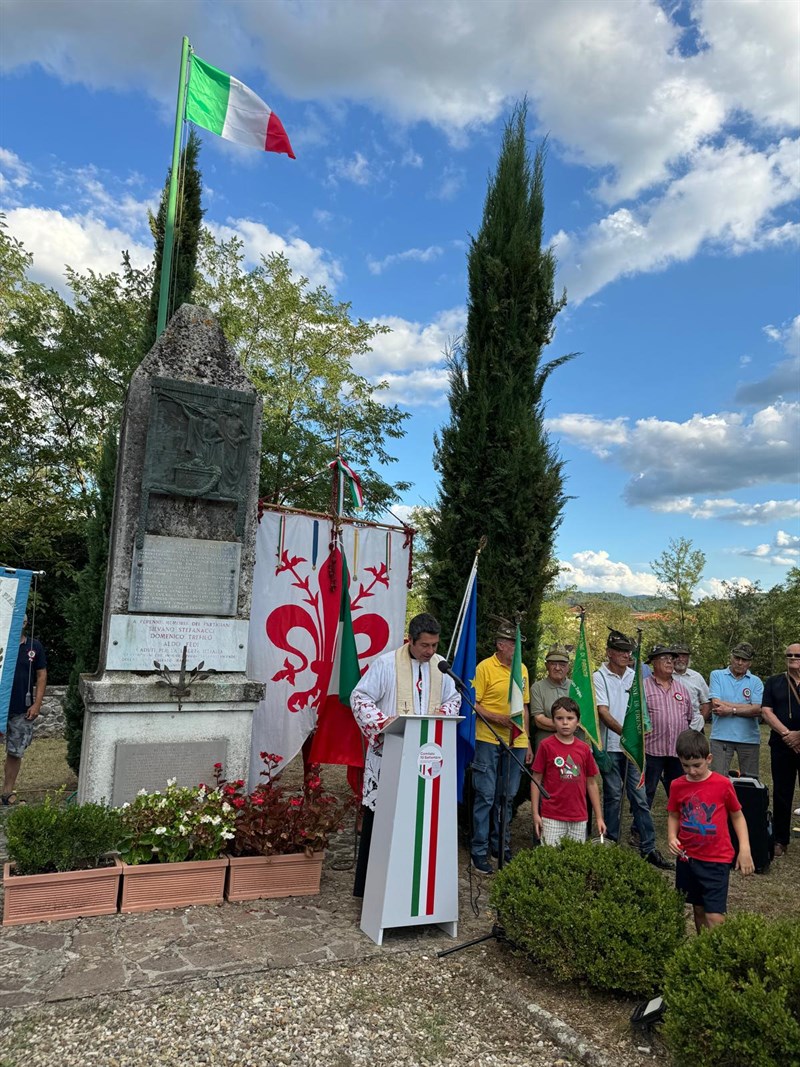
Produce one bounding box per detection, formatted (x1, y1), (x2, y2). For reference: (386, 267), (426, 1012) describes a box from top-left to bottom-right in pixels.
(663, 913), (800, 1067)
(489, 840), (685, 996)
(6, 791), (123, 875)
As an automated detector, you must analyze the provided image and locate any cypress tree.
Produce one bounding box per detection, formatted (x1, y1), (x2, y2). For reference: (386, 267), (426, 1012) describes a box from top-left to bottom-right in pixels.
(428, 104), (571, 660)
(140, 128), (204, 352)
(63, 426), (117, 773)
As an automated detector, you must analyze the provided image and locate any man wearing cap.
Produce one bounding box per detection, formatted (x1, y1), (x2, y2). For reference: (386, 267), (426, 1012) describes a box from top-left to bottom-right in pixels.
(530, 645), (580, 751)
(708, 643), (764, 778)
(594, 631), (673, 869)
(643, 646), (694, 808)
(470, 621), (531, 874)
(671, 645), (710, 731)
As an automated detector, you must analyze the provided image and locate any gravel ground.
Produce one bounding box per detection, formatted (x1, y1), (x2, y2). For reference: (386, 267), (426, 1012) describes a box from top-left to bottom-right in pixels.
(0, 952), (599, 1067)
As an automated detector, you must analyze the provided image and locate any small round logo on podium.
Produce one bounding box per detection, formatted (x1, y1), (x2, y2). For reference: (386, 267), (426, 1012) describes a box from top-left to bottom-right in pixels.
(418, 743), (444, 779)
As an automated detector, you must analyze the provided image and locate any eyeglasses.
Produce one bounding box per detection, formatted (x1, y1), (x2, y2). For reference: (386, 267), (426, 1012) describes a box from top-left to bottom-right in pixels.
(786, 654), (800, 659)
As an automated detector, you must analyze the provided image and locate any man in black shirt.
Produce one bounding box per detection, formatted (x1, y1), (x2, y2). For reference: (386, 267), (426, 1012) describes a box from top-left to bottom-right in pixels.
(2, 616), (48, 805)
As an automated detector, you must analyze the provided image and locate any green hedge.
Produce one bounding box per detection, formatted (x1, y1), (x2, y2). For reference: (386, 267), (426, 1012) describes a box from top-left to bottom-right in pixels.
(663, 913), (800, 1067)
(489, 841), (685, 997)
(6, 792), (123, 875)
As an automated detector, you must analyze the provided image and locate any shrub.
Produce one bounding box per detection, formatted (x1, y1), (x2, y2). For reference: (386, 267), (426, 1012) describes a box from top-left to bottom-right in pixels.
(663, 913), (800, 1067)
(6, 791), (123, 875)
(489, 840), (685, 996)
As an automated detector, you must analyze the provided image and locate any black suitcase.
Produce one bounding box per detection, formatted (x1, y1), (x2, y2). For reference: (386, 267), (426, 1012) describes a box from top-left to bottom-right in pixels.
(728, 775), (774, 874)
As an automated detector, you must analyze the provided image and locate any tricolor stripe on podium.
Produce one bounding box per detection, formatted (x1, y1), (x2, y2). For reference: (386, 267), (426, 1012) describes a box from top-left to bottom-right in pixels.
(411, 718), (444, 917)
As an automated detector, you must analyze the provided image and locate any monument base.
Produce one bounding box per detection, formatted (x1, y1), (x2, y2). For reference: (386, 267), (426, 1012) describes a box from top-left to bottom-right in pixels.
(77, 673), (263, 804)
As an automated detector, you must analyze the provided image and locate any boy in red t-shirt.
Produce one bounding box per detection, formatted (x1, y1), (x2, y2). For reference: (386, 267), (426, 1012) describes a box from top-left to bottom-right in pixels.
(667, 729), (754, 932)
(531, 697), (606, 846)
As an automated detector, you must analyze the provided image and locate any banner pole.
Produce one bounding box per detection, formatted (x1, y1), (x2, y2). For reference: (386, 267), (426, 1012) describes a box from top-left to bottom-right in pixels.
(156, 35), (190, 337)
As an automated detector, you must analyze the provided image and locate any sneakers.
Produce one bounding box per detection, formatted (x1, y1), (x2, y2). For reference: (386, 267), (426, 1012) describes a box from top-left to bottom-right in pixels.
(644, 850), (675, 871)
(471, 854), (495, 875)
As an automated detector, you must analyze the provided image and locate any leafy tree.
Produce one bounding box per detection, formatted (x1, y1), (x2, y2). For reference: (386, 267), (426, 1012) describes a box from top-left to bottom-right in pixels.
(650, 536), (706, 640)
(140, 129), (204, 352)
(195, 235), (410, 516)
(427, 104), (570, 659)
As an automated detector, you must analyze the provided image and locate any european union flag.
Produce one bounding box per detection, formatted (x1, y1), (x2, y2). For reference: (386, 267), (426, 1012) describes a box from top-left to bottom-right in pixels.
(452, 576), (478, 802)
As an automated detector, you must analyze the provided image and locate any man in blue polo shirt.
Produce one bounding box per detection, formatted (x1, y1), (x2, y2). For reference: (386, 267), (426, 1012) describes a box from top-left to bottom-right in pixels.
(709, 642), (764, 778)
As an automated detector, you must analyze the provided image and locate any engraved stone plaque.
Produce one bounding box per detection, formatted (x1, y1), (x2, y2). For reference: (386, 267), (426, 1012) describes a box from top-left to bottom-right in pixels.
(112, 740), (227, 806)
(106, 615), (248, 671)
(129, 534), (241, 615)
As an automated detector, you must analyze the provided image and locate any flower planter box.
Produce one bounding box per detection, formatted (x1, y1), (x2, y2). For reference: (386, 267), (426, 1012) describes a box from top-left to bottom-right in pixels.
(2, 860), (121, 927)
(225, 852), (324, 902)
(118, 856), (228, 913)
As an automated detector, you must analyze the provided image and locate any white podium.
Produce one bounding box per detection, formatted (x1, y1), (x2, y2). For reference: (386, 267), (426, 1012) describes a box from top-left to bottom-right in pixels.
(360, 714), (463, 946)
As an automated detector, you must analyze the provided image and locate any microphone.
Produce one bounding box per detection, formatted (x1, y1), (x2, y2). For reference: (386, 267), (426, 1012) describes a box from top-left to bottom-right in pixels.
(437, 658), (468, 692)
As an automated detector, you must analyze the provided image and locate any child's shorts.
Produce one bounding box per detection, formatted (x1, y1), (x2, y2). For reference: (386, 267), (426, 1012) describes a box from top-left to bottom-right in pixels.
(675, 856), (730, 915)
(540, 818), (587, 846)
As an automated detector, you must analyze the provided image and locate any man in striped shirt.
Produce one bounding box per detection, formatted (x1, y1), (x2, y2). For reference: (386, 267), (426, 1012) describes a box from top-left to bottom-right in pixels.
(643, 646), (693, 810)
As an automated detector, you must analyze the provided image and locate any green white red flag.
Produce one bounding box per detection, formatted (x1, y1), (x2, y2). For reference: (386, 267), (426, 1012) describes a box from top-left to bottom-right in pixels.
(508, 624), (525, 742)
(620, 639), (648, 787)
(569, 615), (603, 750)
(186, 53), (295, 158)
(329, 456), (364, 513)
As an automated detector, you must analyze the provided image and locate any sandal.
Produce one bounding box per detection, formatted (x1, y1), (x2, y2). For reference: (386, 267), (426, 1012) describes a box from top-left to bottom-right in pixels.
(1, 792), (18, 806)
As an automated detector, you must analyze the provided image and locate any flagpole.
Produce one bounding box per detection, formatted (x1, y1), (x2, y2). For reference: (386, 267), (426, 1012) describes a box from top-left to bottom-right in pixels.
(445, 536), (487, 662)
(156, 35), (191, 338)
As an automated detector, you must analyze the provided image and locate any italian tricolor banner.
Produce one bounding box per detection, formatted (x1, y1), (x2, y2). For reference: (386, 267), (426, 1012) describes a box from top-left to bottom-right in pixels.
(508, 625), (525, 742)
(186, 54), (295, 158)
(411, 718), (445, 918)
(329, 456), (364, 512)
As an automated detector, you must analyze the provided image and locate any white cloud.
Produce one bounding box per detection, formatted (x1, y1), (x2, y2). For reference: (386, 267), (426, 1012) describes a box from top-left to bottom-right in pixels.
(0, 146), (32, 202)
(377, 368), (450, 408)
(367, 245), (443, 276)
(556, 550), (660, 596)
(327, 151), (374, 186)
(736, 529), (800, 568)
(4, 206), (151, 291)
(556, 137), (800, 304)
(359, 306), (466, 375)
(651, 497), (800, 526)
(207, 218), (344, 291)
(736, 315), (800, 404)
(429, 165), (465, 201)
(548, 401), (800, 506)
(696, 576), (757, 600)
(401, 149), (423, 168)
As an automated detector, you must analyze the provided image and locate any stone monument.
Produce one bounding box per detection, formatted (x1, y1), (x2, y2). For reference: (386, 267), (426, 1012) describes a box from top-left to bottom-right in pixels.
(78, 305), (265, 804)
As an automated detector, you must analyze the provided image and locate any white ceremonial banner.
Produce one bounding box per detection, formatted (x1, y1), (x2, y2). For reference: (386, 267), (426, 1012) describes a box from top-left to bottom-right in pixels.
(247, 508), (410, 786)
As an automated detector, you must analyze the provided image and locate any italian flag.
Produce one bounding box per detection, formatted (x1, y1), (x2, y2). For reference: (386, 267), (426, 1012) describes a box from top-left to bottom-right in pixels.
(186, 54), (295, 158)
(508, 625), (525, 742)
(329, 456), (364, 512)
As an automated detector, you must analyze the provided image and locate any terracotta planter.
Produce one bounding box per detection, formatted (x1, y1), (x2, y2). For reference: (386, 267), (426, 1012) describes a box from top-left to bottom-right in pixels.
(225, 852), (324, 902)
(2, 860), (120, 926)
(118, 856), (228, 913)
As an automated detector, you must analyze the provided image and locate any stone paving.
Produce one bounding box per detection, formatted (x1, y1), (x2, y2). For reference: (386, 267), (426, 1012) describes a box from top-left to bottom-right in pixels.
(0, 832), (500, 1010)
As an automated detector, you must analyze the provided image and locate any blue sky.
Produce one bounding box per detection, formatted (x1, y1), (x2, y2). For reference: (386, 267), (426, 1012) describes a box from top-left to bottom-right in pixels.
(1, 0), (798, 597)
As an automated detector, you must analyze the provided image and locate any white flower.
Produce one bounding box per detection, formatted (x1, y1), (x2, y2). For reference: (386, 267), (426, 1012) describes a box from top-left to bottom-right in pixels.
(167, 777), (177, 787)
(200, 814), (212, 824)
(137, 789), (148, 796)
(179, 824), (189, 835)
(221, 802), (232, 813)
(121, 802), (130, 810)
(211, 815), (221, 826)
(221, 830), (235, 840)
(154, 826), (167, 835)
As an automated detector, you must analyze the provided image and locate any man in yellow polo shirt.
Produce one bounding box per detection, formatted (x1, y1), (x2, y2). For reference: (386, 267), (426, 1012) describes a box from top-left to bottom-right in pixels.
(470, 620), (531, 874)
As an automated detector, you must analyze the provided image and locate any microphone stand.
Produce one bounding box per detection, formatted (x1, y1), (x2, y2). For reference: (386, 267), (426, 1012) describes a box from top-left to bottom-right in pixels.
(437, 665), (549, 959)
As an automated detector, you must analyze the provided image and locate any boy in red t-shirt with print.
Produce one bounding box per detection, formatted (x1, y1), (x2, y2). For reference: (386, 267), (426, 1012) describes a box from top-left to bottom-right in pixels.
(667, 729), (754, 932)
(531, 697), (606, 846)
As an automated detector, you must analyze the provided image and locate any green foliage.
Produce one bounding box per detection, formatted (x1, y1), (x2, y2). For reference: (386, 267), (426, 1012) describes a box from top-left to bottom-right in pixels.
(140, 128), (204, 352)
(118, 776), (237, 864)
(428, 105), (570, 660)
(195, 235), (410, 516)
(490, 841), (686, 996)
(663, 913), (800, 1067)
(6, 791), (123, 875)
(650, 536), (706, 639)
(63, 427), (118, 771)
